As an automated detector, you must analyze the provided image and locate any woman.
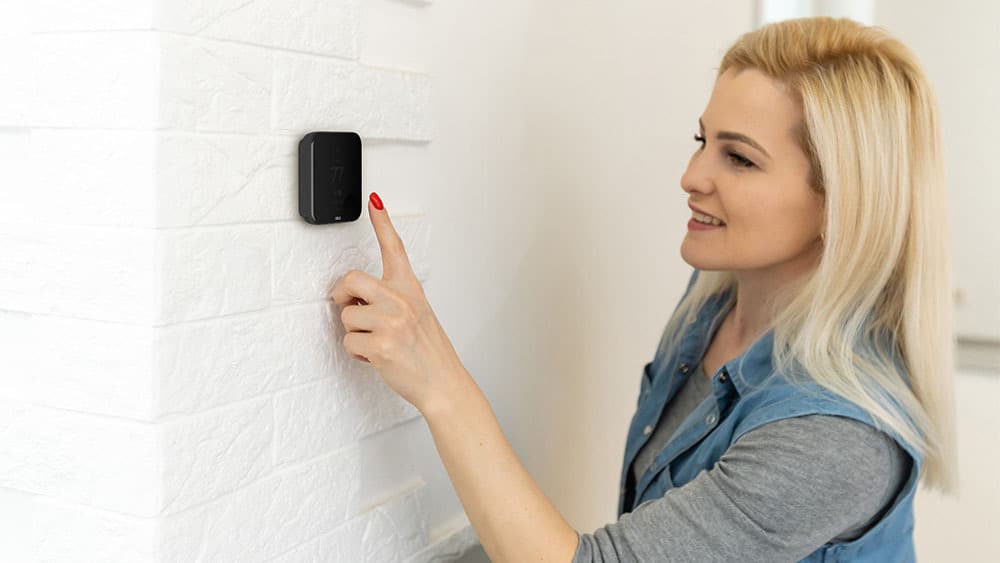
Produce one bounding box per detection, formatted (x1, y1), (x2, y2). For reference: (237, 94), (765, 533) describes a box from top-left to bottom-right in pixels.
(578, 16), (957, 561)
(331, 16), (957, 563)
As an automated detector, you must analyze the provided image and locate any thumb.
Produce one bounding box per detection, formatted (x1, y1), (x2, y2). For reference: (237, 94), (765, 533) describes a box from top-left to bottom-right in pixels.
(368, 192), (415, 281)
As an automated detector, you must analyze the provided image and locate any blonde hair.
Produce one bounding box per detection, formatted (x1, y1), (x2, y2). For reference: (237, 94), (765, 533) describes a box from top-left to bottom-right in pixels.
(661, 17), (958, 494)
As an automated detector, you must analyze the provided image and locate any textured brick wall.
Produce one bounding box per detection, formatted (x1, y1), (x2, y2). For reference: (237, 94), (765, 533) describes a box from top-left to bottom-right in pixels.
(0, 1), (477, 561)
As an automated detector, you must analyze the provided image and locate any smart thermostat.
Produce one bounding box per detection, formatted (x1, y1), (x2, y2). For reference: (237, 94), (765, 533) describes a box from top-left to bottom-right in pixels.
(298, 131), (362, 224)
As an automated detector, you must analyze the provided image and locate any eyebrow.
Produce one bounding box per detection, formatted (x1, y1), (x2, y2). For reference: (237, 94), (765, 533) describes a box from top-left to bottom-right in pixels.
(699, 117), (771, 160)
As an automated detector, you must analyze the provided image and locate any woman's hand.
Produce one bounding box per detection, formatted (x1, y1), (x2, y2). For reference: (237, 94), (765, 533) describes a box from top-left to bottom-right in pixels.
(328, 193), (468, 415)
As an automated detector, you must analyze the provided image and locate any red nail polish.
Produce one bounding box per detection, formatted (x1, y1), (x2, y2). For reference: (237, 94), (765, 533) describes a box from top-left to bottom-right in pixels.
(370, 192), (384, 210)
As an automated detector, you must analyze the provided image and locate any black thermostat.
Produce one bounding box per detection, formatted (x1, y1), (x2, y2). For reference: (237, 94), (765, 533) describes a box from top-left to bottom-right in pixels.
(298, 131), (362, 224)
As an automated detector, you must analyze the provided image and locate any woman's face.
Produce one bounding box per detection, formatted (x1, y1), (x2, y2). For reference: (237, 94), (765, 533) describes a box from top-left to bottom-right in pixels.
(680, 67), (825, 278)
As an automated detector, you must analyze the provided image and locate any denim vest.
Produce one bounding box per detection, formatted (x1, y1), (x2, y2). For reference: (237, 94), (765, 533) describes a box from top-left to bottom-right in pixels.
(619, 270), (922, 562)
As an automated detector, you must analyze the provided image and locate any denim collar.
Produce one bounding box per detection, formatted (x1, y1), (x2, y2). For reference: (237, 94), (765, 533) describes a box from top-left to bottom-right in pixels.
(677, 284), (780, 397)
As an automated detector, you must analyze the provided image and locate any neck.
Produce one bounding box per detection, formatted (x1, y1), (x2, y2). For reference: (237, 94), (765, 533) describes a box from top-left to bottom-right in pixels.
(724, 243), (822, 347)
(725, 280), (780, 347)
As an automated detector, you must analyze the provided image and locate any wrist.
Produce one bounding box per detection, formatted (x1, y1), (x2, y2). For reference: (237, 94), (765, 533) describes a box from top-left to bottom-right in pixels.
(421, 366), (481, 421)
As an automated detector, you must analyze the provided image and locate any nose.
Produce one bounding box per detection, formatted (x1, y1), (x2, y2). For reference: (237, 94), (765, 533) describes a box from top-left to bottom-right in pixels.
(680, 149), (713, 196)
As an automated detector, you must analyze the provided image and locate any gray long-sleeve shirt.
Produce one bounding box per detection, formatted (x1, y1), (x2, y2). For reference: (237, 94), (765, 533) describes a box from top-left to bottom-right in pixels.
(573, 360), (911, 562)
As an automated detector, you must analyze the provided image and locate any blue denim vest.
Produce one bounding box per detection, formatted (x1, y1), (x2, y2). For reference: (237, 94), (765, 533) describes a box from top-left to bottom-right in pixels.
(619, 270), (922, 562)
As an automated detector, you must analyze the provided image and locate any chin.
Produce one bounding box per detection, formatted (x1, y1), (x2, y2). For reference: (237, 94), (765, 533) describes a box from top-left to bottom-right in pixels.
(680, 257), (724, 271)
(680, 242), (726, 271)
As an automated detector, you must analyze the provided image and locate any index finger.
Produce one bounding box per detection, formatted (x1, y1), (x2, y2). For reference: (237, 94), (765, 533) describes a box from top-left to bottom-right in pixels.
(368, 193), (415, 281)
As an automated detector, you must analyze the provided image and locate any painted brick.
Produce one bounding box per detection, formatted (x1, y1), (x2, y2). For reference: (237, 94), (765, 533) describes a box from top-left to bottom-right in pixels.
(29, 497), (159, 563)
(0, 130), (30, 221)
(0, 129), (156, 228)
(29, 1), (156, 30)
(272, 211), (432, 306)
(0, 400), (161, 516)
(155, 304), (333, 417)
(273, 371), (420, 468)
(0, 221), (157, 323)
(270, 513), (368, 562)
(272, 52), (434, 140)
(157, 0), (361, 58)
(0, 311), (156, 420)
(159, 33), (272, 133)
(160, 445), (363, 562)
(29, 32), (159, 129)
(2, 0), (445, 559)
(0, 486), (36, 561)
(155, 224), (272, 324)
(160, 397), (273, 515)
(402, 517), (479, 563)
(0, 33), (30, 126)
(270, 482), (432, 562)
(156, 132), (294, 227)
(360, 482), (432, 561)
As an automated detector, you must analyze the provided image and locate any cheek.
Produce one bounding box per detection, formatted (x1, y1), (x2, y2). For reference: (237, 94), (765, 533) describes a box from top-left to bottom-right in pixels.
(755, 205), (818, 248)
(731, 203), (813, 248)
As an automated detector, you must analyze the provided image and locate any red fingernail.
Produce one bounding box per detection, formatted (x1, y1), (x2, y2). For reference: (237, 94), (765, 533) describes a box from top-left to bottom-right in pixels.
(370, 192), (384, 210)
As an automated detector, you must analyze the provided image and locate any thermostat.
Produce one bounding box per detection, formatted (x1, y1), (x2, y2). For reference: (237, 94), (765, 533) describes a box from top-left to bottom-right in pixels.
(298, 131), (362, 224)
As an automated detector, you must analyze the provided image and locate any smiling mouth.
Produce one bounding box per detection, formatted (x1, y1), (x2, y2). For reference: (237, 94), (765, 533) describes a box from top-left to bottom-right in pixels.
(688, 219), (725, 231)
(691, 213), (726, 227)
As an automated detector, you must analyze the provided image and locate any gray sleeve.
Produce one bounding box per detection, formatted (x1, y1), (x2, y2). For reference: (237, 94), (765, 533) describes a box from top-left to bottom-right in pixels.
(572, 414), (911, 563)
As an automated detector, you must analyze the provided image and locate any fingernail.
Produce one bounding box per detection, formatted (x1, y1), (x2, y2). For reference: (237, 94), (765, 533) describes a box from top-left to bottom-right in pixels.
(370, 192), (384, 210)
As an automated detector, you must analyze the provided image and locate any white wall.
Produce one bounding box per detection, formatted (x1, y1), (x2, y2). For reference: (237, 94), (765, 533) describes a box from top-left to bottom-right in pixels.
(503, 0), (756, 535)
(0, 0), (450, 561)
(912, 368), (1000, 559)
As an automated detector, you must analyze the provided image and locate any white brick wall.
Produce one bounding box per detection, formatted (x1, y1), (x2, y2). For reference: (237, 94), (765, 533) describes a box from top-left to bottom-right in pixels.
(0, 1), (473, 561)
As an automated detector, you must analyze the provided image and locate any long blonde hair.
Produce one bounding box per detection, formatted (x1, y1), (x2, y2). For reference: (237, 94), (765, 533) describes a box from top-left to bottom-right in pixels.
(660, 17), (958, 494)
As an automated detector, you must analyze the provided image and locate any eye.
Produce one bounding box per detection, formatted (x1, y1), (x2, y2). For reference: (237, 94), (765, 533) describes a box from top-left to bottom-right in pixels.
(727, 151), (755, 168)
(693, 133), (756, 169)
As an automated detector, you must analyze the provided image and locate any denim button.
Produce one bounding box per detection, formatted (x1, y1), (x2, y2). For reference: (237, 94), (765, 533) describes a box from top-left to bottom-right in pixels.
(643, 425), (653, 435)
(679, 363), (690, 374)
(706, 414), (717, 425)
(718, 372), (728, 383)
